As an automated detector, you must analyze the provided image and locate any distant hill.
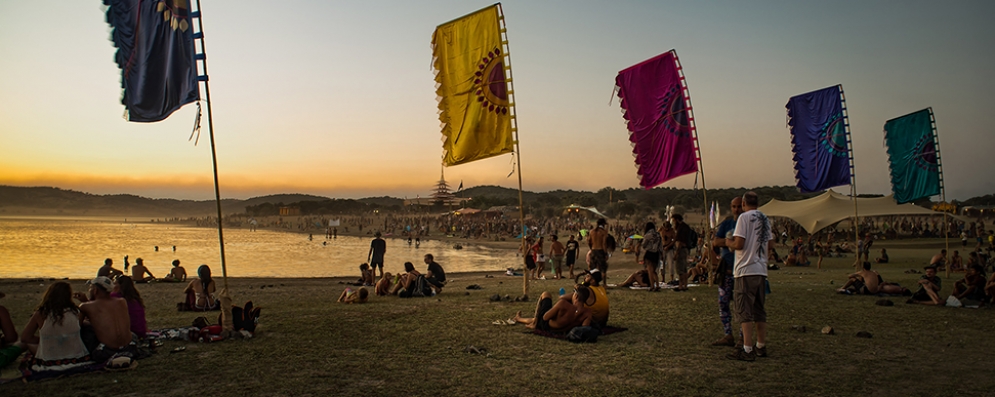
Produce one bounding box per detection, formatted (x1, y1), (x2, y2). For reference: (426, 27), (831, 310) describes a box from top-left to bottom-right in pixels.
(2, 185), (990, 219)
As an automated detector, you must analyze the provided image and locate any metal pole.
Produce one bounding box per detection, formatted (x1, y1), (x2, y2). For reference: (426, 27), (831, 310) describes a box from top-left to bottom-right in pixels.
(674, 50), (710, 284)
(840, 85), (860, 269)
(193, 0), (228, 291)
(496, 4), (528, 296)
(930, 108), (950, 278)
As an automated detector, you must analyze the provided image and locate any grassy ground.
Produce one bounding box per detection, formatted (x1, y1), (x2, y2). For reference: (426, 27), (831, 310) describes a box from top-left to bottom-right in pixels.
(1, 239), (992, 396)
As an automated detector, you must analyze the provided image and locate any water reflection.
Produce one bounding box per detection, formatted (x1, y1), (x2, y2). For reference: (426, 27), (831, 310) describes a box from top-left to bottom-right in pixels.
(0, 218), (518, 279)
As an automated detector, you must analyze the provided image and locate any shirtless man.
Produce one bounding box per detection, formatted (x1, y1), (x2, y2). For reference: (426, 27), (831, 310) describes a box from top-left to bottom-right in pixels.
(930, 249), (947, 270)
(163, 259), (187, 282)
(74, 277), (133, 362)
(97, 258), (123, 279)
(588, 219), (610, 281)
(838, 262), (881, 295)
(512, 287), (593, 332)
(130, 258), (155, 283)
(549, 235), (566, 280)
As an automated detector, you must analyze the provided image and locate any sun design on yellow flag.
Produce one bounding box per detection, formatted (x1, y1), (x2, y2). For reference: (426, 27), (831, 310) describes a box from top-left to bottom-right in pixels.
(433, 5), (514, 166)
(157, 0), (191, 32)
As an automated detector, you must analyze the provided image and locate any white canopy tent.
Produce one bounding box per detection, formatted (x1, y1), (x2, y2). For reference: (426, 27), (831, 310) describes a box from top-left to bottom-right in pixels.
(759, 190), (957, 234)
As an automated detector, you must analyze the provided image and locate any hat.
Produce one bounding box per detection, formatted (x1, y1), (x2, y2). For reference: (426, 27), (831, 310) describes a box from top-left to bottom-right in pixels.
(585, 269), (603, 283)
(88, 276), (113, 292)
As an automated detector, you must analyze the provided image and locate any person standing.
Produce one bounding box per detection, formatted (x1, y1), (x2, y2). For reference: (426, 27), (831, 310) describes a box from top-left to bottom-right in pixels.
(671, 214), (691, 292)
(659, 222), (676, 285)
(725, 192), (772, 361)
(639, 222), (663, 292)
(564, 235), (581, 279)
(368, 231), (387, 278)
(711, 197), (743, 347)
(549, 235), (566, 280)
(588, 219), (610, 282)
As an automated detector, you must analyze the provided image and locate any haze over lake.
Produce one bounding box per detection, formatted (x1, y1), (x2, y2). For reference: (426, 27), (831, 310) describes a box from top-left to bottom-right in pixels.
(0, 217), (518, 279)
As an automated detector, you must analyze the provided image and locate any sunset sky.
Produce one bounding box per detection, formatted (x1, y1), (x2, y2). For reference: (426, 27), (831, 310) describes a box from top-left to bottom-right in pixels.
(1, 1), (992, 201)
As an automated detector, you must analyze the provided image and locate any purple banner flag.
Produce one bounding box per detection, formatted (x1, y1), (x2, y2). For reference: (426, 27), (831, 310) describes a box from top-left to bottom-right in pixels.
(616, 51), (698, 189)
(786, 85), (851, 193)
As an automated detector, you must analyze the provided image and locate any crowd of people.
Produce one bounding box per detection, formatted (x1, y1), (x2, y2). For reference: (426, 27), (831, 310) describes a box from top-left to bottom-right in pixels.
(0, 255), (231, 376)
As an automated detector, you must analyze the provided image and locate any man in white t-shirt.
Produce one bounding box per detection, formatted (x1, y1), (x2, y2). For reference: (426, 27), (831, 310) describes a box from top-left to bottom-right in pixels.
(724, 191), (772, 362)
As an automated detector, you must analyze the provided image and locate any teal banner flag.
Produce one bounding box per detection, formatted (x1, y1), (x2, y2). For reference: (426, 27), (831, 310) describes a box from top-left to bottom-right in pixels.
(883, 109), (940, 204)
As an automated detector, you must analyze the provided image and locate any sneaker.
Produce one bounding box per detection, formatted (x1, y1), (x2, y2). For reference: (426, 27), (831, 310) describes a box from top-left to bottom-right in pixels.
(711, 334), (735, 347)
(755, 345), (768, 358)
(725, 348), (756, 362)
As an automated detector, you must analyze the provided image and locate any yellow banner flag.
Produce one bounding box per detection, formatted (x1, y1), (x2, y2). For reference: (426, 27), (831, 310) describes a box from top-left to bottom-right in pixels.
(432, 5), (514, 166)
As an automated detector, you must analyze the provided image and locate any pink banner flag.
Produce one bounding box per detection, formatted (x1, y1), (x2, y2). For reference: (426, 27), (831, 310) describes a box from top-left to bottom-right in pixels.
(616, 51), (698, 189)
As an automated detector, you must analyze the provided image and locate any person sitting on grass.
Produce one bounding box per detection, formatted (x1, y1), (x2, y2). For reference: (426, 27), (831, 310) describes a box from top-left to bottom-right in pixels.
(20, 282), (92, 371)
(0, 292), (22, 369)
(337, 287), (369, 304)
(986, 269), (995, 304)
(375, 272), (394, 296)
(390, 262), (423, 297)
(423, 254), (447, 293)
(512, 286), (592, 333)
(687, 249), (716, 284)
(930, 249), (947, 271)
(578, 269), (609, 328)
(183, 265), (219, 311)
(130, 258), (156, 283)
(907, 265), (943, 305)
(97, 258), (124, 279)
(875, 248), (889, 264)
(617, 269), (652, 288)
(951, 264), (987, 305)
(162, 259), (187, 282)
(74, 277), (134, 364)
(109, 276), (147, 338)
(949, 251), (964, 273)
(350, 263), (375, 286)
(838, 262), (880, 295)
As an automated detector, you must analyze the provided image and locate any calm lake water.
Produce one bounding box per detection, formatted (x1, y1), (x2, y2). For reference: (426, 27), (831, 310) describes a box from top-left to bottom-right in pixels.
(0, 217), (518, 279)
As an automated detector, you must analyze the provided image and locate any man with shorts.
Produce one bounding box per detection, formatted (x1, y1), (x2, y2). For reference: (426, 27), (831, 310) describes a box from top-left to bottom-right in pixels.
(549, 235), (566, 280)
(588, 219), (610, 279)
(368, 231), (386, 278)
(711, 197), (743, 346)
(726, 191), (772, 361)
(564, 235), (581, 279)
(671, 214), (691, 292)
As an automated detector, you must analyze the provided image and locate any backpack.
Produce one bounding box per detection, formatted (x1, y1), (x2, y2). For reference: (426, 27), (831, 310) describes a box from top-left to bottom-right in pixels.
(686, 228), (699, 250)
(567, 326), (601, 343)
(605, 234), (617, 253)
(411, 275), (432, 297)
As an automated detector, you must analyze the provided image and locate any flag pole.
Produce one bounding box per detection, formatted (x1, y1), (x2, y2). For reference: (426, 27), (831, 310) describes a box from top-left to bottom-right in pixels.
(192, 1), (230, 292)
(674, 50), (711, 284)
(930, 108), (950, 278)
(495, 4), (528, 297)
(840, 85), (860, 269)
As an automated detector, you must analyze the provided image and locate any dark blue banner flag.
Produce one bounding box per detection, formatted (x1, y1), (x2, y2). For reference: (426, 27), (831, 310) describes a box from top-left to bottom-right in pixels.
(105, 0), (200, 122)
(786, 85), (851, 193)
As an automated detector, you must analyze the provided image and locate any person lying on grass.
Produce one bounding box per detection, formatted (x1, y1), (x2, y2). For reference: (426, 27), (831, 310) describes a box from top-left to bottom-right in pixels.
(337, 287), (369, 304)
(512, 286), (592, 333)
